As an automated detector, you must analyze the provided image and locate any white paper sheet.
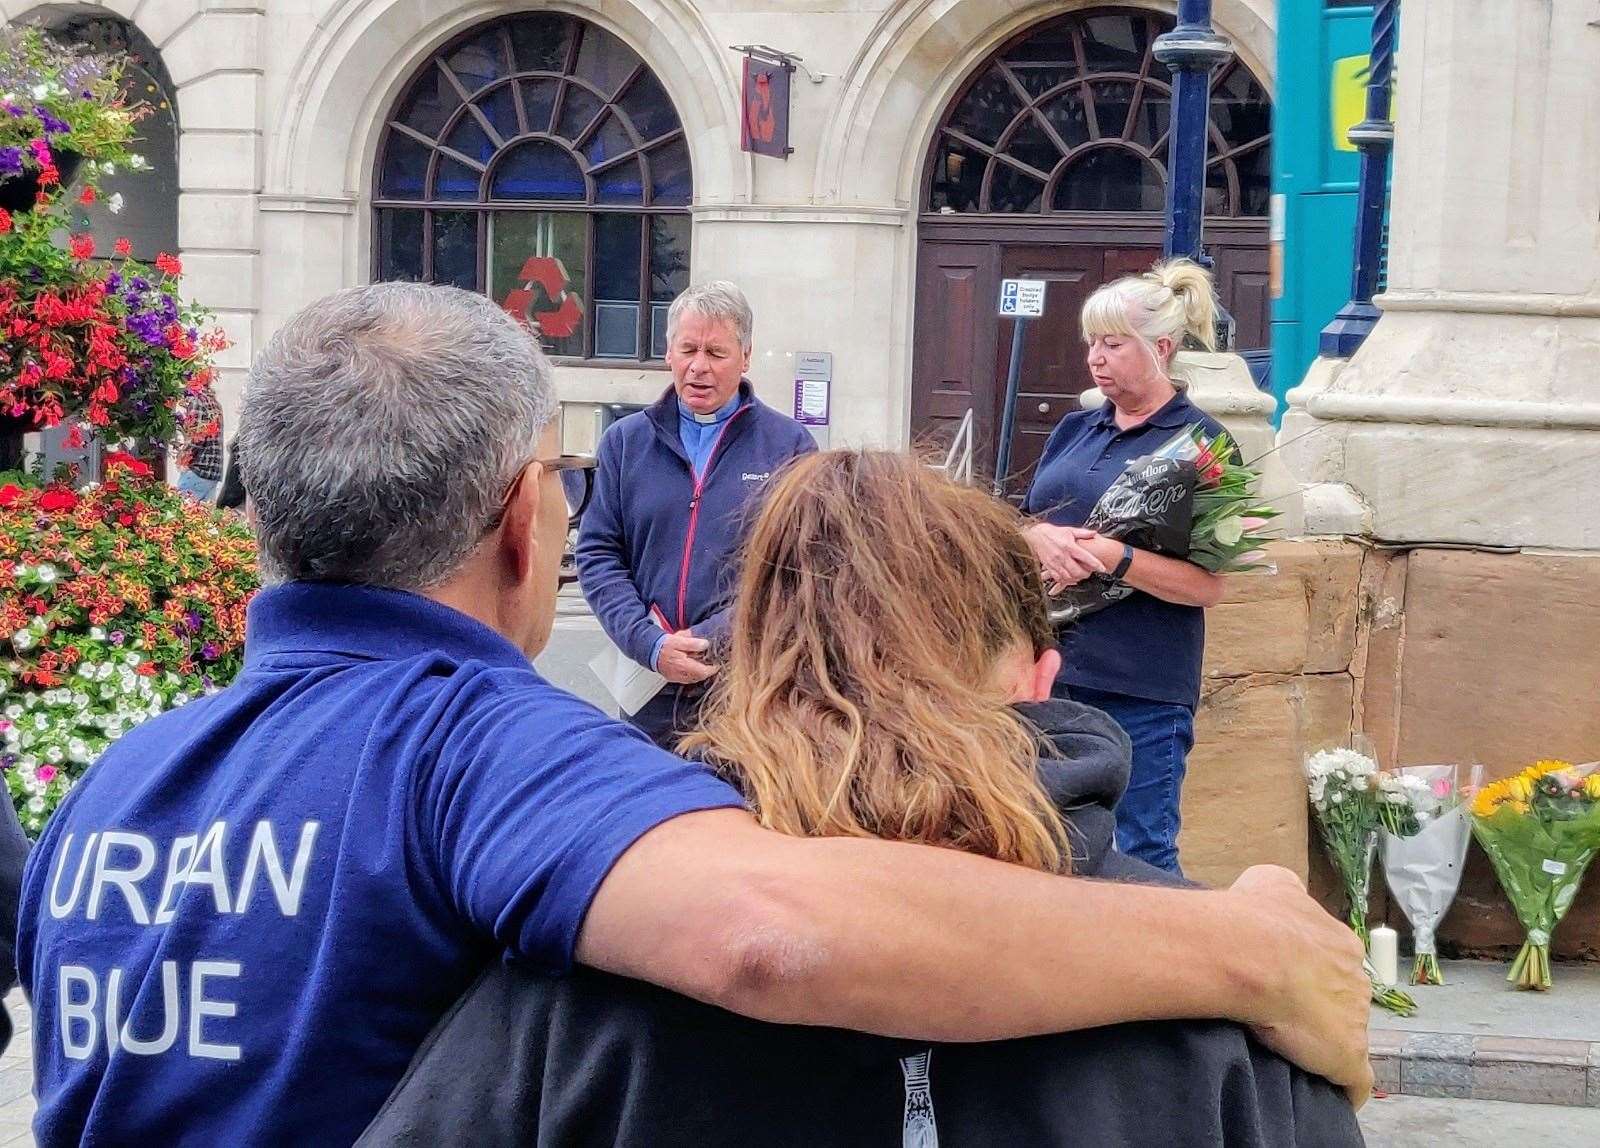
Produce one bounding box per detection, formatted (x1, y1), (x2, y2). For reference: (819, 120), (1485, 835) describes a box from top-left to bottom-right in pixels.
(588, 641), (667, 716)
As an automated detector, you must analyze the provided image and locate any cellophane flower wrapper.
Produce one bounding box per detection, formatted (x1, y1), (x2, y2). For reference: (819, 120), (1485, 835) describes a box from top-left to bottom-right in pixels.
(1471, 761), (1600, 991)
(1048, 425), (1277, 626)
(1377, 767), (1474, 985)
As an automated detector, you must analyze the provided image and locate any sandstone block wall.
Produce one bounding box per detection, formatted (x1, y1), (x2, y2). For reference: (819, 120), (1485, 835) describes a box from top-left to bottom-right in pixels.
(1182, 541), (1600, 959)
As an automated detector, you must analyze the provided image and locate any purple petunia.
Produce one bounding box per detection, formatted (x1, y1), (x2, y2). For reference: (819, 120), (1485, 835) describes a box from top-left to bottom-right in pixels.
(109, 631), (125, 646)
(184, 611), (203, 633)
(127, 311), (168, 347)
(0, 148), (22, 175)
(200, 642), (220, 662)
(37, 109), (69, 136)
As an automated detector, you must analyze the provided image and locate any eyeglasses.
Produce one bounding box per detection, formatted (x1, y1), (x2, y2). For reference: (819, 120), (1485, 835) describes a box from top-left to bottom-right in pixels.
(540, 454), (598, 529)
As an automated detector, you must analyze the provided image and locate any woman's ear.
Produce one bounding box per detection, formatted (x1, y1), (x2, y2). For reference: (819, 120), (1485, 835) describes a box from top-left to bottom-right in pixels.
(1025, 648), (1062, 702)
(1154, 334), (1176, 367)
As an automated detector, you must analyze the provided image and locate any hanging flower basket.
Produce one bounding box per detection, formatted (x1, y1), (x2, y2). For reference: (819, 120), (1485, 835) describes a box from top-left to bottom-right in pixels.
(0, 150), (81, 213)
(0, 26), (206, 453)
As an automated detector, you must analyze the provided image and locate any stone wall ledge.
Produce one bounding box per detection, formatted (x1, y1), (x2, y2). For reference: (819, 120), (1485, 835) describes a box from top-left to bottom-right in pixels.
(1298, 393), (1600, 430)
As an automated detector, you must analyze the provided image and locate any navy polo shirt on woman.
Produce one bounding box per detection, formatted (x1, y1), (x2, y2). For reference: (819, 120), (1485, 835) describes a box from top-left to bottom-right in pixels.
(16, 583), (743, 1147)
(1024, 390), (1227, 709)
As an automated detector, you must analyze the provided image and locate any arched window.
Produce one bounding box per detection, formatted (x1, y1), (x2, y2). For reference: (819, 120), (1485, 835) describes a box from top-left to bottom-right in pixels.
(927, 10), (1270, 217)
(374, 14), (692, 361)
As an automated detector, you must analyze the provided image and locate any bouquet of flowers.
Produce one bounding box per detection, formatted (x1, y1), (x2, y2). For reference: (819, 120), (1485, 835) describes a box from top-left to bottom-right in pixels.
(1306, 746), (1381, 944)
(1471, 760), (1600, 990)
(0, 456), (258, 832)
(1378, 764), (1483, 984)
(1047, 424), (1277, 625)
(1306, 744), (1421, 1015)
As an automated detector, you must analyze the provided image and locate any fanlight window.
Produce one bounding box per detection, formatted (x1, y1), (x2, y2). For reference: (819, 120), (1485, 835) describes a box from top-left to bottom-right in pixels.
(373, 14), (691, 360)
(927, 11), (1271, 217)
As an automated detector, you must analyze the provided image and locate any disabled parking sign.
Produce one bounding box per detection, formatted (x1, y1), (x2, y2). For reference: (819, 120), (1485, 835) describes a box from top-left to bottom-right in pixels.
(998, 278), (1046, 318)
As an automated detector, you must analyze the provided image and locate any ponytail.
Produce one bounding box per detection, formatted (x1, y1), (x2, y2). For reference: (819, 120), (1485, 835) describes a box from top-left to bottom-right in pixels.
(1147, 259), (1218, 352)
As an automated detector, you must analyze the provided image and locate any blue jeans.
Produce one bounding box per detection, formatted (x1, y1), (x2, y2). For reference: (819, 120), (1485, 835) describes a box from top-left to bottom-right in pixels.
(176, 470), (219, 502)
(1056, 684), (1195, 876)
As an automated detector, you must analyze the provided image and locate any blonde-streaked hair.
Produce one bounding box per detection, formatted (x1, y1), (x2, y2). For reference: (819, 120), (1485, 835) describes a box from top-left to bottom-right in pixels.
(1079, 258), (1219, 379)
(681, 450), (1069, 873)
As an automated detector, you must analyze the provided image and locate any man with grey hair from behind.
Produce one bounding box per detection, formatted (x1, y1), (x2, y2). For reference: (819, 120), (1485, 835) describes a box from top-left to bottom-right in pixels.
(577, 279), (816, 747)
(18, 282), (1370, 1148)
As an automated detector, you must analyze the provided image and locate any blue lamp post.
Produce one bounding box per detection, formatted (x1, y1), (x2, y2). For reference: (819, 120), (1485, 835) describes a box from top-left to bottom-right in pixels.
(1319, 0), (1397, 356)
(1154, 0), (1235, 347)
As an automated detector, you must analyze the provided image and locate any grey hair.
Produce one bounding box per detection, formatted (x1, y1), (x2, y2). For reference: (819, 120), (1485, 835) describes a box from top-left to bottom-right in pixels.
(239, 281), (557, 589)
(665, 280), (754, 350)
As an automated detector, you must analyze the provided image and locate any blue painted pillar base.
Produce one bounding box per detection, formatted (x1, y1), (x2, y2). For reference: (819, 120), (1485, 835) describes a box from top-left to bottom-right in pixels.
(1318, 300), (1382, 358)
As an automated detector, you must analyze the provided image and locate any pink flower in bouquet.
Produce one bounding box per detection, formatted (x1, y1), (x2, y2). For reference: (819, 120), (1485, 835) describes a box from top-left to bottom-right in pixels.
(36, 766), (57, 784)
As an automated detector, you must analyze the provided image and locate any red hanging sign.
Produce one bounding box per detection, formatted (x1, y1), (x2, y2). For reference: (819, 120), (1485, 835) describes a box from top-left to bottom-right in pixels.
(740, 56), (793, 159)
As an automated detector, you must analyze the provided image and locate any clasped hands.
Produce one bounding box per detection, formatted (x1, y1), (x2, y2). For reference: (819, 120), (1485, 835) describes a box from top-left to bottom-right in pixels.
(1024, 522), (1125, 593)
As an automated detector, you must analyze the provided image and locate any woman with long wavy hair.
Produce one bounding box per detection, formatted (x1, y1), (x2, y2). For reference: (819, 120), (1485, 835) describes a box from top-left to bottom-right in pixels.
(361, 451), (1361, 1148)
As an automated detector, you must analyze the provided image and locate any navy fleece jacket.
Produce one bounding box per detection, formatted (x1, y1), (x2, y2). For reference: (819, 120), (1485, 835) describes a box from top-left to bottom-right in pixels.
(576, 381), (815, 667)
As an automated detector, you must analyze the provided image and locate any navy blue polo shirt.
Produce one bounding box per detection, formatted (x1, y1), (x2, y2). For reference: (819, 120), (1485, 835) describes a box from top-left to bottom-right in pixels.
(1023, 390), (1227, 709)
(16, 583), (743, 1147)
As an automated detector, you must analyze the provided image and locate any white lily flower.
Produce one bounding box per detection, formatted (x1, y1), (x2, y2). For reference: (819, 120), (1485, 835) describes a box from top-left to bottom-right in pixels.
(108, 192), (124, 215)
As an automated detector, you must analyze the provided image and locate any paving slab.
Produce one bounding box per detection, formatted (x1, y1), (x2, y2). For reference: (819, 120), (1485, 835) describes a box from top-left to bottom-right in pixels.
(1358, 1093), (1600, 1146)
(1369, 959), (1600, 1108)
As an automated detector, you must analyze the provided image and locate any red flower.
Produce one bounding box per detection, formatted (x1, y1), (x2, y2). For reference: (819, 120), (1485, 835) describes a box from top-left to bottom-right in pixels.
(135, 663), (157, 677)
(38, 164), (59, 188)
(78, 186), (96, 206)
(38, 489), (78, 513)
(104, 451), (154, 478)
(117, 513), (135, 526)
(63, 425), (85, 450)
(113, 237), (132, 258)
(0, 483), (24, 508)
(69, 234), (95, 261)
(155, 253), (183, 277)
(0, 209), (11, 234)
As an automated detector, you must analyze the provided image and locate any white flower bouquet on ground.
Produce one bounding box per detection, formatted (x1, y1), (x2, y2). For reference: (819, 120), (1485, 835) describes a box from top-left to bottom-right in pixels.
(1377, 765), (1482, 985)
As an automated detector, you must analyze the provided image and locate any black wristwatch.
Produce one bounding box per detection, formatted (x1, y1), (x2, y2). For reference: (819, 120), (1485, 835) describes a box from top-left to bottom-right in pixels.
(1110, 543), (1134, 581)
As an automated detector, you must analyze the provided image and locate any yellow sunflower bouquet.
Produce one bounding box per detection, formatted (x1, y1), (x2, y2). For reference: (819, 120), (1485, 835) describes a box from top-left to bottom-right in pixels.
(1471, 760), (1600, 990)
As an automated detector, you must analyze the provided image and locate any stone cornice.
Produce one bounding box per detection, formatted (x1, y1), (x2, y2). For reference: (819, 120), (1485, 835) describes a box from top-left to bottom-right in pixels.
(1300, 393), (1600, 431)
(1379, 290), (1600, 318)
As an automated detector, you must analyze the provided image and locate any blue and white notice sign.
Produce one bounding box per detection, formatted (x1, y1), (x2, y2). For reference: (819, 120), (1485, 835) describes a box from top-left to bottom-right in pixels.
(998, 278), (1047, 318)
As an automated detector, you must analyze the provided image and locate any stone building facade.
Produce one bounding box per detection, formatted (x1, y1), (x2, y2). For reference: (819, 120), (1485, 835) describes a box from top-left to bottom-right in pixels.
(0, 0), (1278, 470)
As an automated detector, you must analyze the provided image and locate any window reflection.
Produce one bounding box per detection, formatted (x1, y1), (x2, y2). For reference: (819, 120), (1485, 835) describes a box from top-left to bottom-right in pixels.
(374, 14), (693, 361)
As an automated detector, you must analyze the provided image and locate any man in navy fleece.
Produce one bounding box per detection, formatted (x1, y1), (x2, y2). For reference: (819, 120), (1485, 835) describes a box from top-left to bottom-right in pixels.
(577, 281), (815, 747)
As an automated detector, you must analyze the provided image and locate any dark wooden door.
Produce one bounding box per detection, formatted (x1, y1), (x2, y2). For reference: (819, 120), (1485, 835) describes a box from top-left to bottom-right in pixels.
(910, 215), (1267, 497)
(909, 240), (1001, 465)
(994, 243), (1162, 492)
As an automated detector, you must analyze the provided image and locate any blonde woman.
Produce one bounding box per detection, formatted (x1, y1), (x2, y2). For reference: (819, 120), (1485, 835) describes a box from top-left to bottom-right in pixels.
(361, 452), (1361, 1148)
(1022, 258), (1230, 876)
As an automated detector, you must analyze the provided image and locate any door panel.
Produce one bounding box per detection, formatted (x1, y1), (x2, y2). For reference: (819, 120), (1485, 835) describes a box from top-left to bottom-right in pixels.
(910, 242), (999, 464)
(993, 245), (1106, 493)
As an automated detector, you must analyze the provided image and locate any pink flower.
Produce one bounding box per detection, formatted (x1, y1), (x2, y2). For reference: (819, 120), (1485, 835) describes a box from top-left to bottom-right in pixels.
(1432, 779), (1452, 799)
(35, 765), (57, 784)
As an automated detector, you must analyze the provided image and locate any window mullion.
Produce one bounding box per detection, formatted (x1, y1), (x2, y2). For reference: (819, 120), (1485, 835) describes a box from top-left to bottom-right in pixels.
(637, 213), (650, 360)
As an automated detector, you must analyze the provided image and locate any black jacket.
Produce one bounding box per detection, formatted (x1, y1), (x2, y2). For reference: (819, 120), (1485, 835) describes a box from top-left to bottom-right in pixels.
(0, 797), (30, 1053)
(358, 701), (1361, 1147)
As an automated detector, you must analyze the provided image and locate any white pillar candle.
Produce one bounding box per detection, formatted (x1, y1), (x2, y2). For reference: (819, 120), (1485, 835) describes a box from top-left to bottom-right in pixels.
(1370, 926), (1400, 987)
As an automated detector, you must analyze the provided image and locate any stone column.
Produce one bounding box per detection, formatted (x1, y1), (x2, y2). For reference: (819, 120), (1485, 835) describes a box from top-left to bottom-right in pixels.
(1281, 0), (1600, 549)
